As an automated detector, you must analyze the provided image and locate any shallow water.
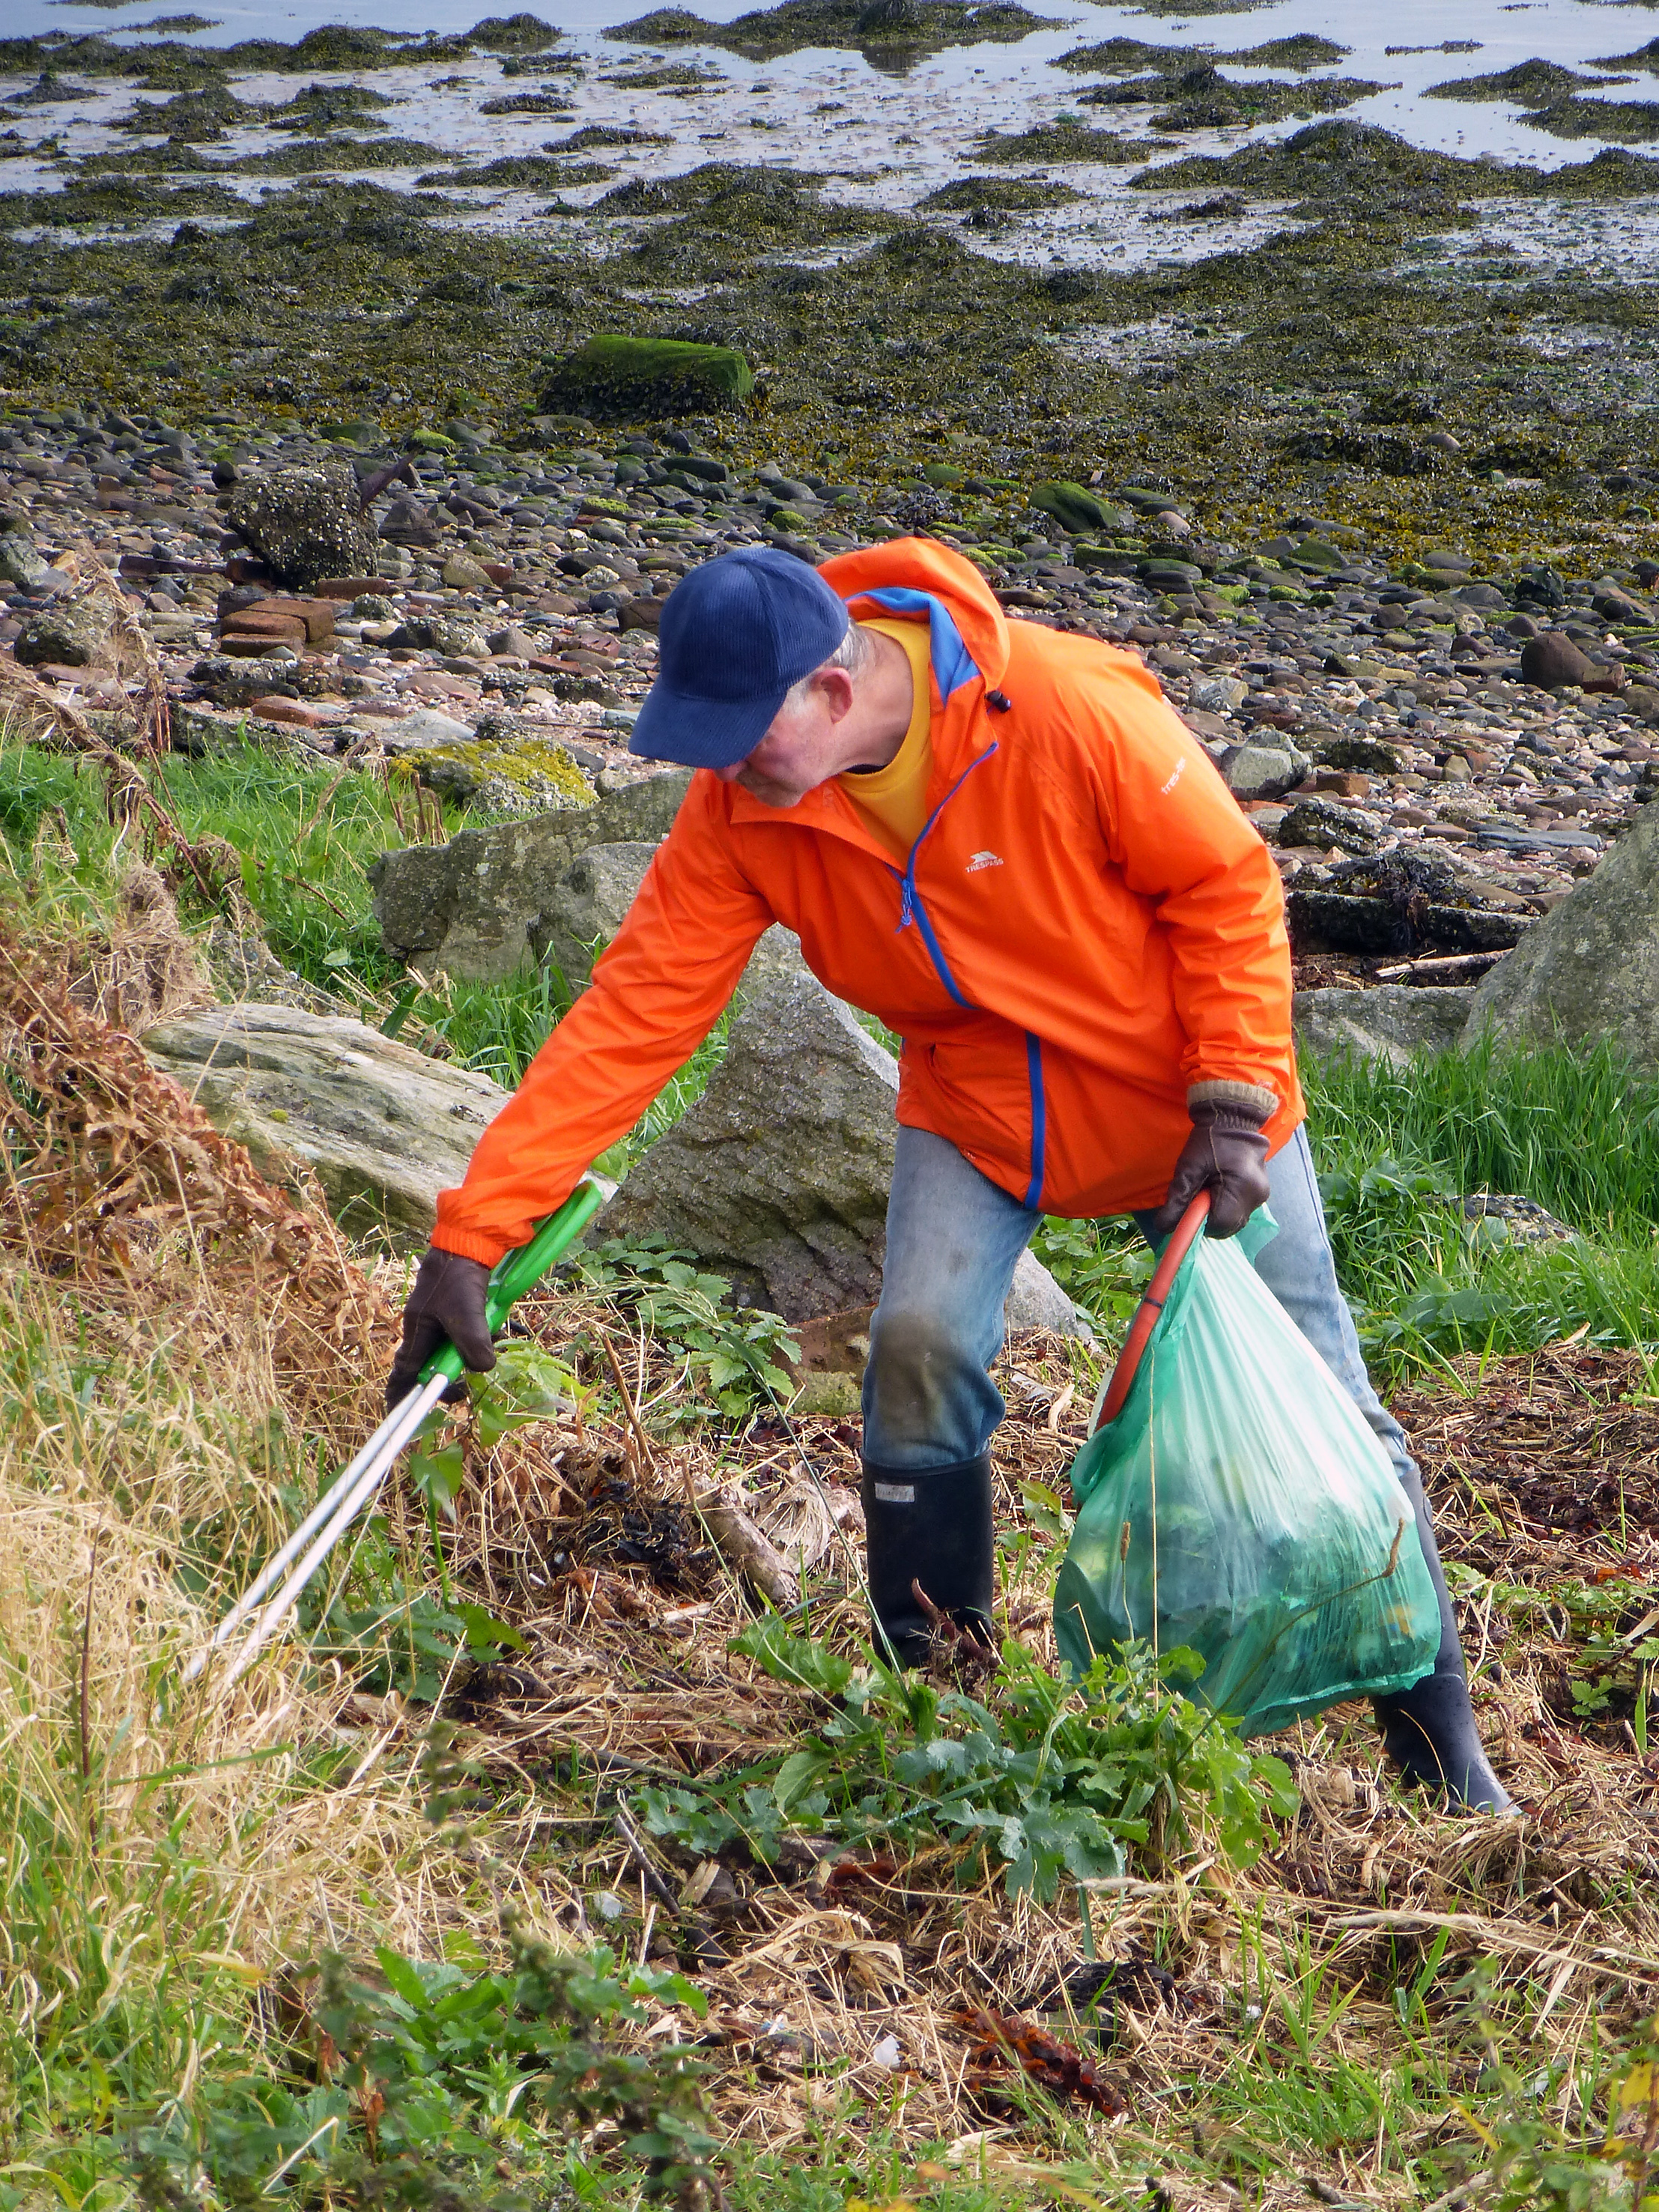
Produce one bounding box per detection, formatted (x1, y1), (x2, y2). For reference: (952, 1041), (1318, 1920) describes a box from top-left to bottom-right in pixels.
(8, 0), (1659, 276)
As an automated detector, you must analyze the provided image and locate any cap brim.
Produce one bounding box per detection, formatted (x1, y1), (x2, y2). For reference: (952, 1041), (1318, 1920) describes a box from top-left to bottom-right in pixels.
(627, 678), (783, 770)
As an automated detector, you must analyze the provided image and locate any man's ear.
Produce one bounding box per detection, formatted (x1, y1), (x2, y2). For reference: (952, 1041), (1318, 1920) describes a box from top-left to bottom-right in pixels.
(816, 665), (857, 723)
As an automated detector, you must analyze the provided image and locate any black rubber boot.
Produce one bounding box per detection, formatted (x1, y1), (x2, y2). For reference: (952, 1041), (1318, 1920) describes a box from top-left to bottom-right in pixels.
(1373, 1464), (1514, 1814)
(860, 1452), (995, 1669)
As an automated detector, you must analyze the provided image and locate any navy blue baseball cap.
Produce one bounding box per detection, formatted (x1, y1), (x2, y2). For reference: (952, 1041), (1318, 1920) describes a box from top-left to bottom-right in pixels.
(628, 545), (850, 771)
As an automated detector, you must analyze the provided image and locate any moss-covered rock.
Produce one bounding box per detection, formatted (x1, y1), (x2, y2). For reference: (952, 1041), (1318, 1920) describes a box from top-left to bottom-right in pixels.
(540, 334), (754, 418)
(1032, 479), (1125, 533)
(398, 733), (596, 814)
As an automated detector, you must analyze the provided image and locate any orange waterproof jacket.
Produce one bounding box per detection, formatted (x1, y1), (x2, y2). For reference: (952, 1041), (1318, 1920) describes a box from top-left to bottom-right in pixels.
(432, 539), (1304, 1267)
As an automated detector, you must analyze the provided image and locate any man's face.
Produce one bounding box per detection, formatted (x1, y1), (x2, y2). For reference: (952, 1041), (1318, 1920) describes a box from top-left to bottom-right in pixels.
(714, 672), (849, 807)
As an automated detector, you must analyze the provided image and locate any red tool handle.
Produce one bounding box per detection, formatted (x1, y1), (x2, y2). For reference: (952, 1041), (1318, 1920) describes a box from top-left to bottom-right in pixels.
(1091, 1191), (1211, 1433)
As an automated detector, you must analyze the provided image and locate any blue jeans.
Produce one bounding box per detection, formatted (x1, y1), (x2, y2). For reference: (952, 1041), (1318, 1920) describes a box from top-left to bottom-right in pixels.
(862, 1124), (1414, 1482)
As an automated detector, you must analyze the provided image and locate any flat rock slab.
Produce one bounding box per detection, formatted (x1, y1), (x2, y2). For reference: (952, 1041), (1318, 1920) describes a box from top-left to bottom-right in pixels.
(602, 966), (1084, 1336)
(1463, 799), (1659, 1068)
(1293, 984), (1475, 1067)
(374, 707), (476, 754)
(142, 1002), (509, 1248)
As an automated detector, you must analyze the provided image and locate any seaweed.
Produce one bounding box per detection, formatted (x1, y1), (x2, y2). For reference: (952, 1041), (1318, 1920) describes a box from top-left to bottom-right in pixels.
(599, 61), (724, 88)
(1079, 67), (1385, 133)
(604, 0), (1061, 61)
(207, 139), (458, 178)
(1590, 37), (1659, 73)
(974, 118), (1167, 165)
(1425, 59), (1631, 104)
(542, 124), (673, 150)
(918, 173), (1085, 210)
(416, 157), (617, 188)
(468, 11), (562, 49)
(1129, 118), (1659, 203)
(0, 178), (245, 226)
(1058, 34), (1352, 77)
(1520, 96), (1659, 145)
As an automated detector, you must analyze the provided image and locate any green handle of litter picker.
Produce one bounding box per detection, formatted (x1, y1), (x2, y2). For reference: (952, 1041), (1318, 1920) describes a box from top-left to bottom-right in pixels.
(418, 1178), (607, 1388)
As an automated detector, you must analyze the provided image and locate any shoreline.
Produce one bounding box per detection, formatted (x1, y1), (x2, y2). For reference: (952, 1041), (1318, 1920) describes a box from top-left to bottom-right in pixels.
(2, 16), (1658, 970)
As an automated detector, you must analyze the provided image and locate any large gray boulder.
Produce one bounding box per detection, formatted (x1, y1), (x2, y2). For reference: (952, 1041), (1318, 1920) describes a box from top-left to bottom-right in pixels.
(601, 968), (1085, 1335)
(542, 840), (805, 995)
(141, 1002), (509, 1247)
(542, 842), (661, 983)
(1223, 742), (1308, 800)
(1462, 802), (1659, 1066)
(1293, 984), (1476, 1069)
(368, 769), (692, 980)
(0, 526), (50, 590)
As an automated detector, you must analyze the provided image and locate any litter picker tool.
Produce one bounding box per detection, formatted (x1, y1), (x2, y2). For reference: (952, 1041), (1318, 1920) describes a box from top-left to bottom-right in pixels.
(188, 1177), (607, 1691)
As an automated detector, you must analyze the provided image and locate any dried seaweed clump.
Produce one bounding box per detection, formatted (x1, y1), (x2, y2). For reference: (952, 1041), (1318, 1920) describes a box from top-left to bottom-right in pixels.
(0, 920), (395, 1428)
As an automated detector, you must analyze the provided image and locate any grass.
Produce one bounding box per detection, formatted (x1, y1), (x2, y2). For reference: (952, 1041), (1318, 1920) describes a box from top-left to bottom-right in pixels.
(1305, 1035), (1659, 1375)
(6, 725), (1659, 2211)
(0, 730), (732, 1140)
(1304, 1031), (1659, 1233)
(0, 727), (424, 995)
(7, 702), (1658, 1375)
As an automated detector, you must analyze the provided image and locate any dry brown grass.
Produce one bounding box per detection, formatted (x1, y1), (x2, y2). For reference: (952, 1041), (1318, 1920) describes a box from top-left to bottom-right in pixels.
(384, 1300), (1659, 2193)
(1, 891), (1657, 2203)
(0, 918), (592, 2048)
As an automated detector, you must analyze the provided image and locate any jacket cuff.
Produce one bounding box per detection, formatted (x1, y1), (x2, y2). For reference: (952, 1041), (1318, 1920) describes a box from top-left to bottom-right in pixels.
(1188, 1078), (1280, 1122)
(431, 1225), (511, 1267)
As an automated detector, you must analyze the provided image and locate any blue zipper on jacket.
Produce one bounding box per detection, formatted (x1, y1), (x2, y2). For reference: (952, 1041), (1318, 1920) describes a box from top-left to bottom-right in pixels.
(891, 745), (997, 1008)
(886, 738), (1046, 1209)
(1022, 1032), (1046, 1210)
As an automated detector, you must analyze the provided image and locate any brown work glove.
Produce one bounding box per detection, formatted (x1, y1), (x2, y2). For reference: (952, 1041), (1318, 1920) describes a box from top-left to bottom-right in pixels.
(386, 1248), (497, 1410)
(1148, 1100), (1272, 1242)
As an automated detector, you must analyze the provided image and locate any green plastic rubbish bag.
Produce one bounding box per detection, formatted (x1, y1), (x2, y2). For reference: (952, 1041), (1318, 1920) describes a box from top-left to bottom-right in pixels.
(1052, 1213), (1440, 1738)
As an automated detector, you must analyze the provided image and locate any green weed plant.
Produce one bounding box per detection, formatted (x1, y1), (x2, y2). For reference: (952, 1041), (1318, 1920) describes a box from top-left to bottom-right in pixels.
(126, 1927), (718, 2211)
(577, 1234), (801, 1423)
(638, 1617), (1297, 1902)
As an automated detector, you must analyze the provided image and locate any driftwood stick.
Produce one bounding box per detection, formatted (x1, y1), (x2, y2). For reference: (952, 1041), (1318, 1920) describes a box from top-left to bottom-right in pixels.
(1372, 948), (1508, 983)
(596, 1321), (657, 1476)
(613, 1801), (680, 1910)
(696, 1488), (800, 1611)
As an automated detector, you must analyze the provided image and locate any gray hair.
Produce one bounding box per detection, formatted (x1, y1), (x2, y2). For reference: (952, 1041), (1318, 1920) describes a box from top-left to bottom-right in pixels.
(782, 619), (873, 709)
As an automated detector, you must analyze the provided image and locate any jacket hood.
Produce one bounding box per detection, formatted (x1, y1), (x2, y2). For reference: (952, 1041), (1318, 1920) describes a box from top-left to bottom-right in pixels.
(819, 537), (1011, 699)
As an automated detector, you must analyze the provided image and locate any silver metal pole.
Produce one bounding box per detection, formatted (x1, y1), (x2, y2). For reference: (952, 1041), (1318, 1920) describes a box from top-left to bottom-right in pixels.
(216, 1371), (452, 1691)
(182, 1386), (429, 1684)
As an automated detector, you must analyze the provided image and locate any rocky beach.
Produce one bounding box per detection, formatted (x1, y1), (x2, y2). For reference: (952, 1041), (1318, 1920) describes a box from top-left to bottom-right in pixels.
(2, 4), (1659, 1024)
